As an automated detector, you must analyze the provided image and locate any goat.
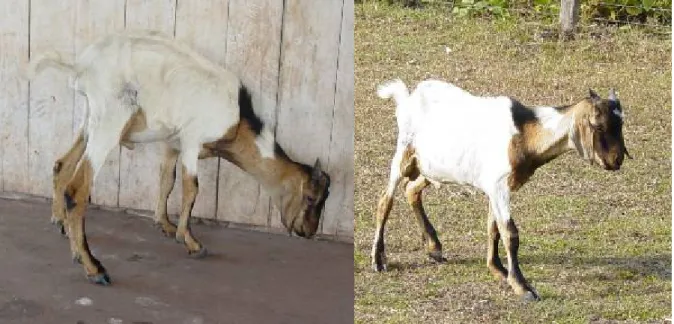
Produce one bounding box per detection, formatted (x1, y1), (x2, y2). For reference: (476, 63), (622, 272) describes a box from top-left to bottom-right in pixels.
(26, 31), (331, 285)
(372, 79), (630, 301)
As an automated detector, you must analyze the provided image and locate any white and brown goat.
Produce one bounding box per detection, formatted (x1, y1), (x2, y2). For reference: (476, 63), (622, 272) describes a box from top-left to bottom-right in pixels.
(27, 31), (331, 285)
(373, 79), (630, 301)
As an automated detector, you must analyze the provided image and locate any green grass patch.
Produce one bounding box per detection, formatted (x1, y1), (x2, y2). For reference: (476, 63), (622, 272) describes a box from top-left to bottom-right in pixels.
(355, 2), (671, 323)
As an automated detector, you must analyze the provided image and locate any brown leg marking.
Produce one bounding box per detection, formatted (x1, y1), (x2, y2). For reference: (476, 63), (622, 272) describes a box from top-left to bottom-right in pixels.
(175, 165), (206, 258)
(372, 190), (395, 272)
(154, 147), (179, 237)
(498, 219), (539, 301)
(486, 205), (507, 282)
(403, 176), (445, 263)
(64, 157), (110, 285)
(52, 130), (86, 236)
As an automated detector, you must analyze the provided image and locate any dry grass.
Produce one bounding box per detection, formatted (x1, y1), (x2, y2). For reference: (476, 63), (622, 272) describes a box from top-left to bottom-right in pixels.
(354, 3), (671, 323)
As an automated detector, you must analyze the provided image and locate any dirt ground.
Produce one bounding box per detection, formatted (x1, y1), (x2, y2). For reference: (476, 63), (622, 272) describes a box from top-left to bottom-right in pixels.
(0, 198), (353, 324)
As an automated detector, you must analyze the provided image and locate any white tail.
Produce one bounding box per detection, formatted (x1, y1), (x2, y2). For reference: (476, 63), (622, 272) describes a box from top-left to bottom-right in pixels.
(25, 50), (76, 80)
(377, 79), (409, 105)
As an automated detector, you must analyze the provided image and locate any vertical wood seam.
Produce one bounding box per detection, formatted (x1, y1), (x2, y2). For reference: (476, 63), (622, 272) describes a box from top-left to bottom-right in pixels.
(214, 0), (233, 220)
(118, 0), (129, 207)
(173, 0), (178, 37)
(71, 2), (77, 140)
(320, 0), (347, 234)
(269, 0), (287, 228)
(26, 0), (32, 193)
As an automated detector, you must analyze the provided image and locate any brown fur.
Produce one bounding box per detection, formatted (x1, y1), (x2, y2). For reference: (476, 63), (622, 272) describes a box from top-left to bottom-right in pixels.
(403, 176), (442, 259)
(154, 147), (180, 236)
(175, 165), (204, 255)
(203, 119), (306, 191)
(51, 130), (87, 231)
(63, 158), (107, 279)
(507, 101), (590, 191)
(486, 204), (507, 281)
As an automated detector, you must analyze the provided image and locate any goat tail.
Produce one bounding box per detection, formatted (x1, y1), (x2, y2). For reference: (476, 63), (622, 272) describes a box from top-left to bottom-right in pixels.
(377, 79), (409, 105)
(25, 50), (77, 80)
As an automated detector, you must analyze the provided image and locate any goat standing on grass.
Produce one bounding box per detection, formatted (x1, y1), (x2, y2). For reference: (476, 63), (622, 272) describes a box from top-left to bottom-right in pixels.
(373, 79), (630, 301)
(26, 31), (331, 286)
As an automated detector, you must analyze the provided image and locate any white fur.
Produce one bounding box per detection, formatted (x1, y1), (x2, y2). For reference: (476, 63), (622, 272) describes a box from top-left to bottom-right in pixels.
(376, 79), (576, 224)
(28, 31), (251, 178)
(255, 126), (276, 159)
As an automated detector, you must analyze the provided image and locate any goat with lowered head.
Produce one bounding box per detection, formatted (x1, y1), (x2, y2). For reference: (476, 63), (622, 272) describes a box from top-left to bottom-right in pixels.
(27, 31), (331, 285)
(373, 79), (630, 301)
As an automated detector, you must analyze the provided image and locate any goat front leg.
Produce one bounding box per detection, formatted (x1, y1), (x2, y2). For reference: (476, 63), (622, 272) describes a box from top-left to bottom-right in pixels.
(52, 129), (86, 236)
(175, 149), (207, 258)
(489, 188), (539, 301)
(486, 204), (507, 282)
(403, 176), (444, 263)
(154, 145), (179, 237)
(371, 150), (404, 272)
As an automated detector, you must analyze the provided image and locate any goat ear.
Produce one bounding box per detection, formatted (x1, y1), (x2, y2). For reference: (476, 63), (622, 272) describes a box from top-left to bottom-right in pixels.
(608, 88), (617, 102)
(588, 88), (601, 102)
(311, 159), (323, 181)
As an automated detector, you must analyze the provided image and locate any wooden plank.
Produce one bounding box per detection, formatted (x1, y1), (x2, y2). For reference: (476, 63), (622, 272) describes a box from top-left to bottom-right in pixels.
(28, 0), (77, 197)
(217, 0), (284, 227)
(0, 0), (29, 193)
(560, 0), (580, 40)
(323, 0), (354, 238)
(74, 0), (126, 207)
(169, 0), (229, 218)
(118, 0), (176, 211)
(274, 0), (344, 232)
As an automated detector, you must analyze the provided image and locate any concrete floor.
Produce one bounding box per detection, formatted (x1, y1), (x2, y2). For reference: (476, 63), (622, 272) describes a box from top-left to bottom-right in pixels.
(0, 199), (353, 324)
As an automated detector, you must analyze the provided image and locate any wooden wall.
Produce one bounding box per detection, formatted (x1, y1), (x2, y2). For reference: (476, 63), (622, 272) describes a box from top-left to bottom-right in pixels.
(0, 0), (354, 241)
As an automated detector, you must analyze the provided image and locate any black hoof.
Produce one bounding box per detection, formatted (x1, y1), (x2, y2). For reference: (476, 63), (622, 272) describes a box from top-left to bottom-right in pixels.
(73, 254), (82, 264)
(188, 247), (208, 259)
(428, 250), (447, 263)
(56, 221), (67, 237)
(88, 272), (111, 286)
(372, 254), (387, 272)
(153, 222), (176, 237)
(521, 291), (540, 302)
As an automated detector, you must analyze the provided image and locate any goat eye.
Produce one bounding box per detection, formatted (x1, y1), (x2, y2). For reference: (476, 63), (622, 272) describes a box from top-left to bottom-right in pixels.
(306, 196), (315, 204)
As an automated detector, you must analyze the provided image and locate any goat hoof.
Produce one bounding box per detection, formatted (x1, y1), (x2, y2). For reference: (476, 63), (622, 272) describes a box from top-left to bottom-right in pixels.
(372, 263), (387, 272)
(372, 254), (388, 272)
(428, 250), (446, 263)
(175, 235), (185, 244)
(88, 272), (111, 286)
(55, 220), (67, 237)
(521, 291), (540, 302)
(72, 254), (82, 264)
(154, 222), (177, 237)
(188, 246), (208, 259)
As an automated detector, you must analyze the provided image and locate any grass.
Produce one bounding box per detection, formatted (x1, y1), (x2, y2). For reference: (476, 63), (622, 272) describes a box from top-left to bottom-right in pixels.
(354, 2), (671, 323)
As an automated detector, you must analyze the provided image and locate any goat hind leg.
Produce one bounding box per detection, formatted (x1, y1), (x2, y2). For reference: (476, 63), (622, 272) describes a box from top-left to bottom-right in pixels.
(52, 129), (86, 236)
(404, 176), (444, 263)
(65, 97), (135, 285)
(371, 150), (404, 272)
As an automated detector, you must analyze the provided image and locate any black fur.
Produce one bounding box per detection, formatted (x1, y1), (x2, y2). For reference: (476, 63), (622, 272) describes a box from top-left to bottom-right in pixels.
(509, 98), (537, 133)
(64, 193), (76, 211)
(239, 85), (263, 135)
